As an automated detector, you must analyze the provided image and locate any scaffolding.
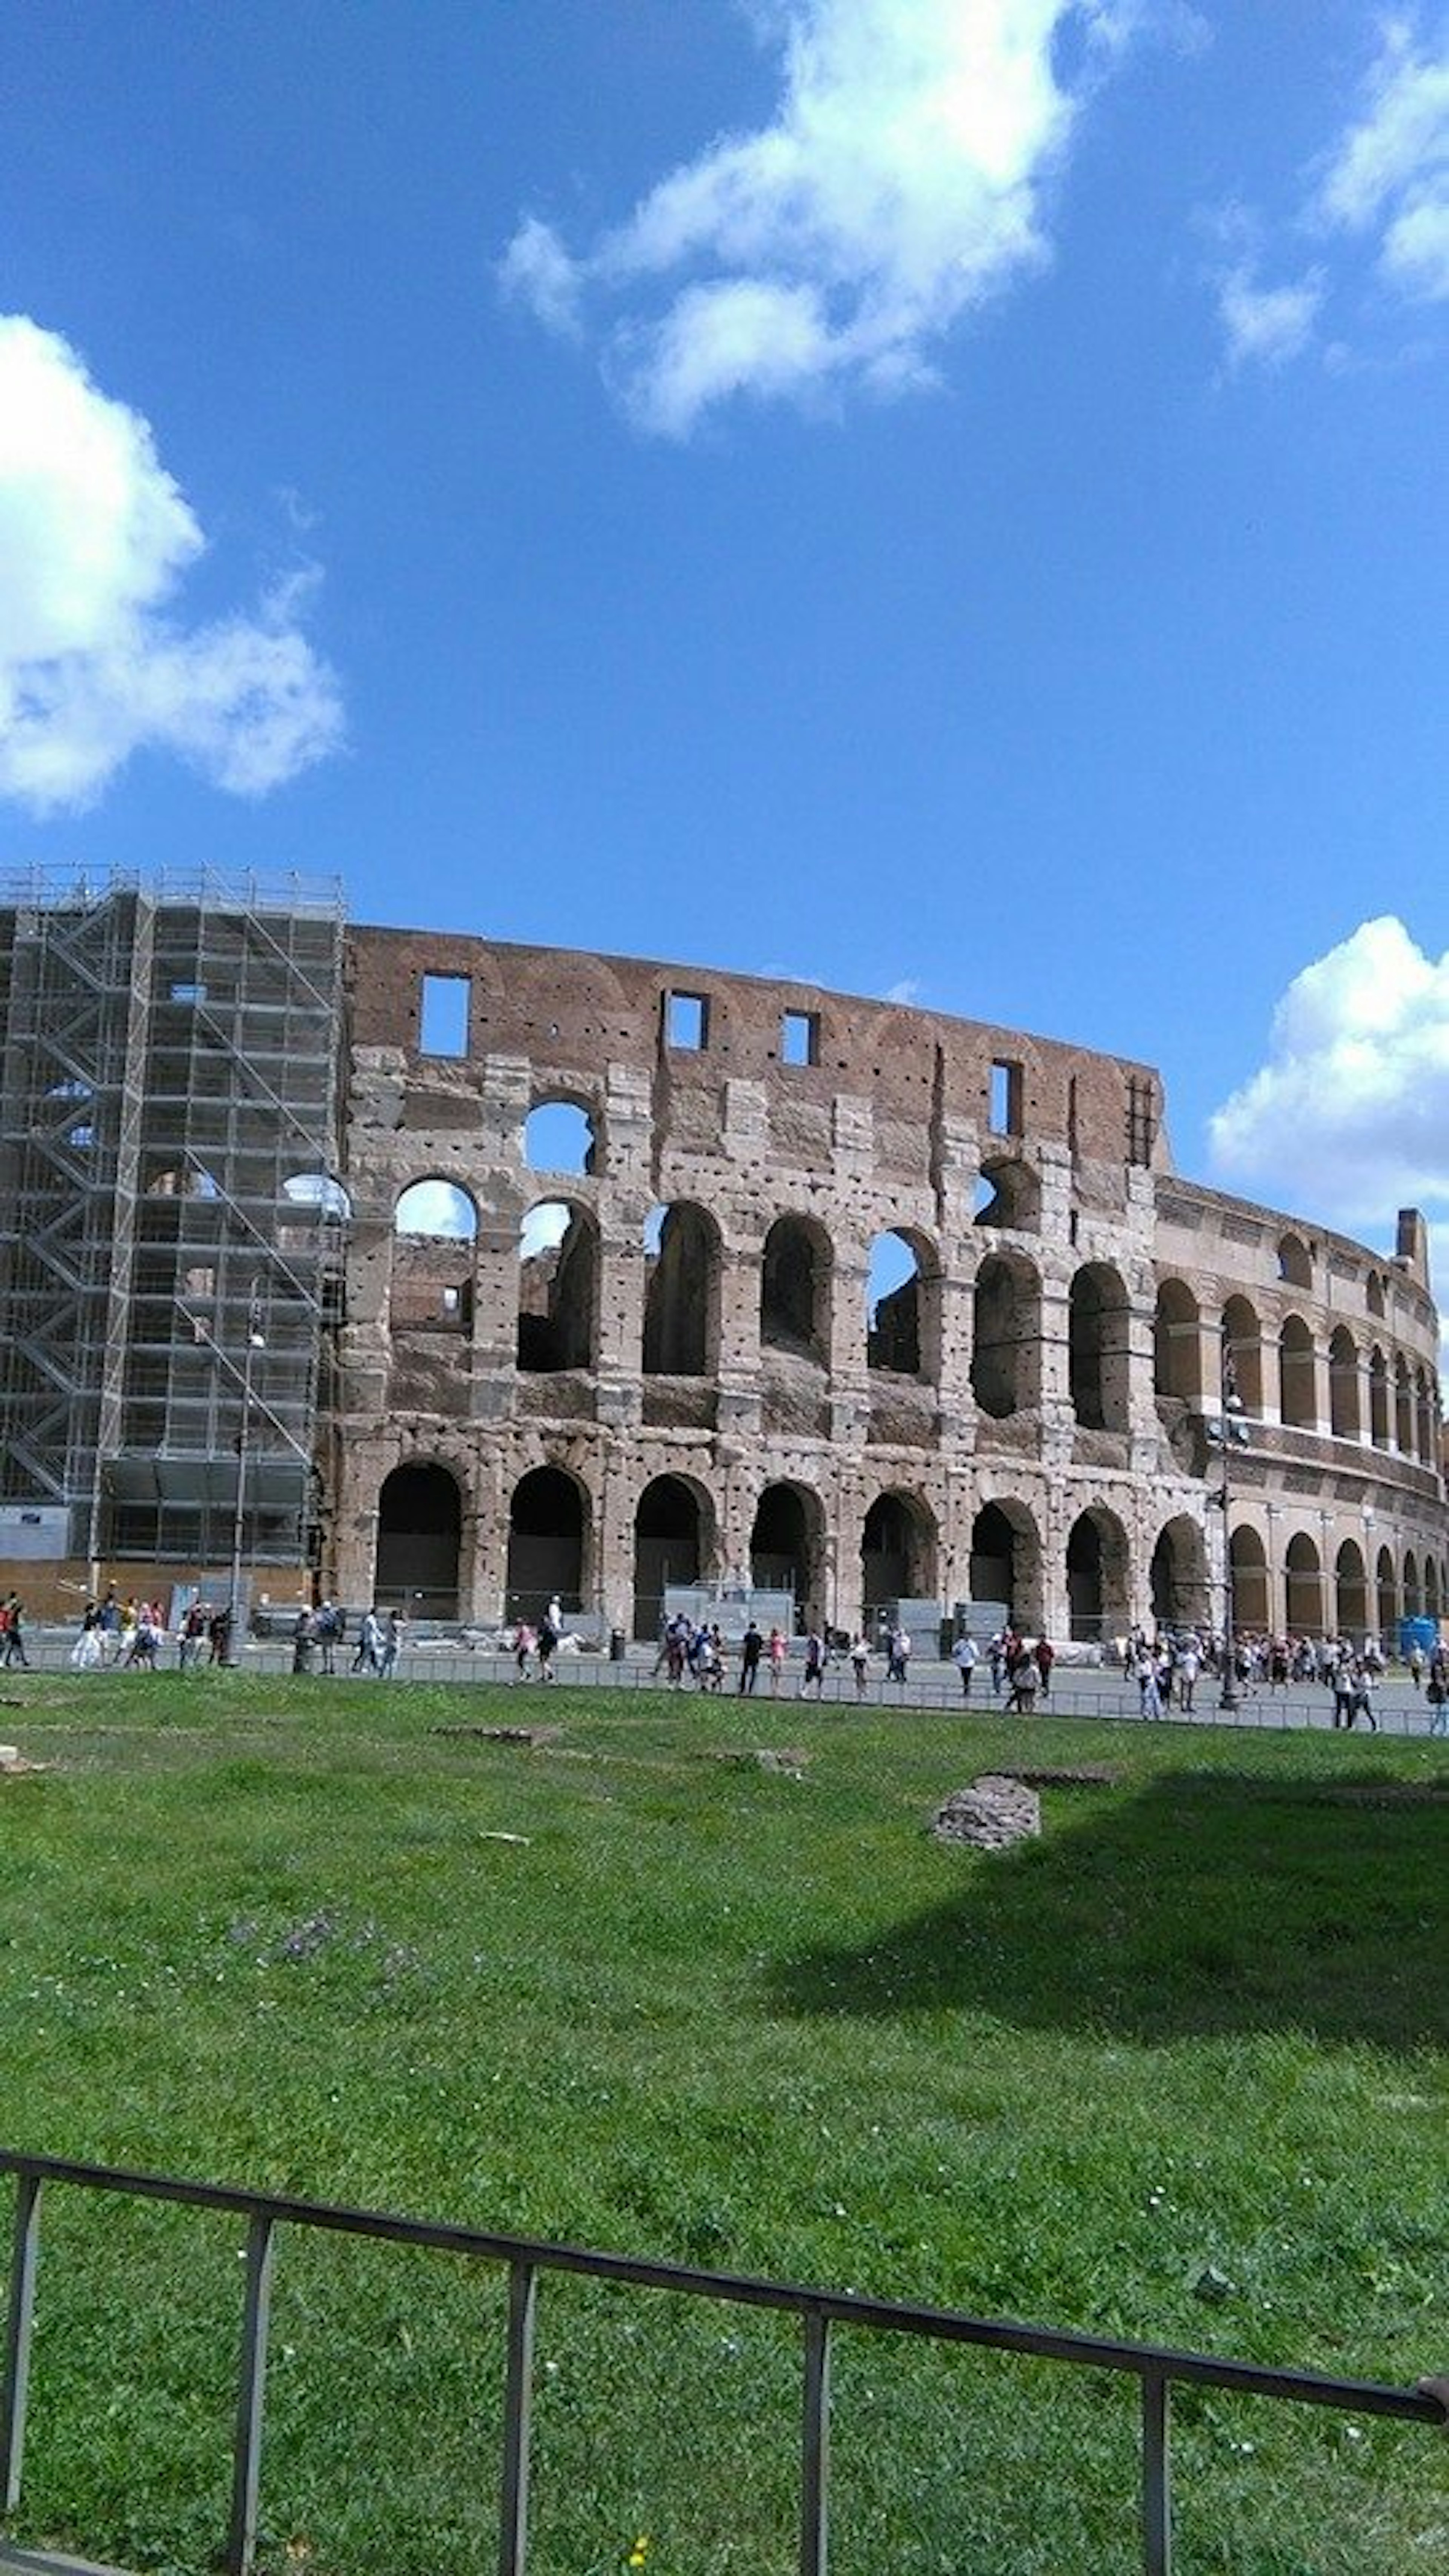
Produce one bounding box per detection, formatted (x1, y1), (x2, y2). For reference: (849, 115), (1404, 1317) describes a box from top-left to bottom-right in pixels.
(0, 866), (346, 1574)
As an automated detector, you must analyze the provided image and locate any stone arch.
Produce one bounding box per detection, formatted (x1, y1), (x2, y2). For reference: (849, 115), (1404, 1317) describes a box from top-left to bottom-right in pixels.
(1065, 1505), (1130, 1644)
(860, 1488), (938, 1615)
(1403, 1549), (1422, 1617)
(1375, 1546), (1398, 1642)
(1328, 1326), (1360, 1439)
(375, 1459), (463, 1619)
(632, 1473), (714, 1639)
(1222, 1296), (1263, 1416)
(283, 1169), (351, 1223)
(1278, 1314), (1316, 1430)
(1366, 1271), (1387, 1319)
(517, 1200), (598, 1372)
(524, 1096), (598, 1178)
(968, 1500), (1041, 1632)
(760, 1215), (831, 1364)
(643, 1203), (720, 1376)
(145, 1158), (221, 1200)
(1415, 1367), (1437, 1463)
(1394, 1355), (1414, 1453)
(971, 1253), (1040, 1419)
(506, 1464), (589, 1621)
(1368, 1346), (1390, 1447)
(1069, 1263), (1130, 1432)
(394, 1178), (477, 1240)
(1149, 1515), (1211, 1630)
(973, 1157), (1041, 1232)
(1277, 1232), (1312, 1289)
(391, 1178), (476, 1332)
(1153, 1279), (1201, 1403)
(1284, 1532), (1323, 1635)
(866, 1227), (940, 1379)
(749, 1482), (826, 1630)
(1334, 1540), (1368, 1641)
(1426, 1558), (1442, 1621)
(1230, 1525), (1269, 1633)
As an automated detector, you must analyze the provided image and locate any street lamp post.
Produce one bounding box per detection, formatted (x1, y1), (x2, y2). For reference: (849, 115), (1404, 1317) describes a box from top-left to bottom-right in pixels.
(224, 1290), (266, 1668)
(1215, 1323), (1249, 1714)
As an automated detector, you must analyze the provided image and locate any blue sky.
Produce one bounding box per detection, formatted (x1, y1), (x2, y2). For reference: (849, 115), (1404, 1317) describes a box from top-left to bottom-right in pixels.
(3, 1), (1449, 1291)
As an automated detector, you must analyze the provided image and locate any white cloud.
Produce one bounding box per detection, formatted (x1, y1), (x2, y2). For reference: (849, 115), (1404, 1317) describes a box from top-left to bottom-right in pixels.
(1318, 17), (1449, 300)
(1217, 261), (1324, 369)
(881, 975), (923, 1004)
(1208, 919), (1449, 1252)
(502, 0), (1145, 435)
(0, 314), (343, 812)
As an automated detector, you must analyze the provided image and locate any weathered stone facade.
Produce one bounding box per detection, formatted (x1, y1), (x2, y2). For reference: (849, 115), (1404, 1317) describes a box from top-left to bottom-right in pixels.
(327, 928), (1447, 1646)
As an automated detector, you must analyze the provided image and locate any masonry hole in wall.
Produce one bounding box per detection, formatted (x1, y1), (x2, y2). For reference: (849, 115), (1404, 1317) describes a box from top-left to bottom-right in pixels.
(861, 1490), (935, 1613)
(781, 1009), (818, 1067)
(1069, 1264), (1129, 1433)
(750, 1484), (818, 1628)
(1066, 1508), (1129, 1644)
(1229, 1526), (1269, 1633)
(1335, 1540), (1368, 1637)
(1149, 1517), (1209, 1632)
(643, 1203), (716, 1375)
(394, 1180), (476, 1241)
(972, 1255), (1034, 1419)
(761, 1216), (828, 1363)
(633, 1474), (706, 1639)
(1153, 1280), (1201, 1404)
(867, 1233), (921, 1374)
(507, 1466), (585, 1622)
(1284, 1533), (1323, 1633)
(285, 1171), (352, 1222)
(989, 1060), (1023, 1137)
(420, 973), (470, 1058)
(518, 1203), (597, 1371)
(973, 1158), (1040, 1231)
(375, 1462), (461, 1619)
(665, 991), (709, 1051)
(525, 1100), (595, 1177)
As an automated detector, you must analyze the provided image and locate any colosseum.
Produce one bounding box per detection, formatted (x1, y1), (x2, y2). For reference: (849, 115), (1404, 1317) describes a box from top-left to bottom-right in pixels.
(0, 873), (1443, 1647)
(332, 921), (1447, 1648)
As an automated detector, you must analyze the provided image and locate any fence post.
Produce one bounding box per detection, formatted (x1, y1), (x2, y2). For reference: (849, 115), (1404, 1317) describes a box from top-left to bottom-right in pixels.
(1, 2172), (42, 2511)
(498, 2259), (537, 2576)
(227, 2211), (276, 2576)
(800, 2310), (831, 2576)
(1141, 2369), (1172, 2576)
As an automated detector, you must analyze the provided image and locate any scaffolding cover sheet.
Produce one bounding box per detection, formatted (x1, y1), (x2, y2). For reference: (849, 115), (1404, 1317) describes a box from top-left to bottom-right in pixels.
(104, 1453), (308, 1510)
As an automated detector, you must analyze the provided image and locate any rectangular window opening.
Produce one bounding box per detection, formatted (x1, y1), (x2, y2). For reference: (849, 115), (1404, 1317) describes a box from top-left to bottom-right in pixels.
(421, 972), (471, 1058)
(666, 990), (709, 1052)
(990, 1059), (1023, 1137)
(781, 1009), (819, 1067)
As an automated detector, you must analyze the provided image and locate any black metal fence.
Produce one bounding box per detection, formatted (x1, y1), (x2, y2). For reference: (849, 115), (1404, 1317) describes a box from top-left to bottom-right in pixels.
(2, 2152), (1442, 2576)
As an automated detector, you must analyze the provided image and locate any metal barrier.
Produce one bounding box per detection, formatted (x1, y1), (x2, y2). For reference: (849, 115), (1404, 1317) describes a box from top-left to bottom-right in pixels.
(2, 2152), (1443, 2576)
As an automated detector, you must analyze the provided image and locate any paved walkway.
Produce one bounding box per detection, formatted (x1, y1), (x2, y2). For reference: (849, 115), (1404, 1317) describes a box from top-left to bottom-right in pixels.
(9, 1632), (1446, 1739)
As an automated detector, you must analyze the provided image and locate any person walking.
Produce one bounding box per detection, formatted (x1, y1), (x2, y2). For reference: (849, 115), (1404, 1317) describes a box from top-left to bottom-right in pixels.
(952, 1632), (978, 1699)
(739, 1619), (763, 1695)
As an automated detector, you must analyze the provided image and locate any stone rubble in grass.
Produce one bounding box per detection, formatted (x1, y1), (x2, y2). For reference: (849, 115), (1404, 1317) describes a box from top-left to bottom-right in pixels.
(932, 1776), (1041, 1851)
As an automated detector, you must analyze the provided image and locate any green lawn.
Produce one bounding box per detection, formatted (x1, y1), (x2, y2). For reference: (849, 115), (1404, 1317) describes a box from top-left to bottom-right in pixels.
(2, 1676), (1446, 2575)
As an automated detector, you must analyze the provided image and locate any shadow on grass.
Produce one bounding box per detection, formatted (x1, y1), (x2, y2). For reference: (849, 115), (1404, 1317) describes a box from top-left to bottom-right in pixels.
(770, 1772), (1449, 2050)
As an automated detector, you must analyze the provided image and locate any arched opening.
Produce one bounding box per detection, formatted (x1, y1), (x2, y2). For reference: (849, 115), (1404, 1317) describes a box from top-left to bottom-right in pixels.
(1426, 1559), (1442, 1621)
(761, 1216), (829, 1363)
(1229, 1525), (1269, 1634)
(1222, 1297), (1263, 1416)
(1149, 1517), (1210, 1631)
(643, 1204), (718, 1376)
(1069, 1265), (1129, 1432)
(1368, 1347), (1390, 1447)
(145, 1160), (221, 1200)
(1284, 1533), (1323, 1636)
(971, 1255), (1038, 1419)
(1153, 1280), (1201, 1404)
(1065, 1507), (1129, 1644)
(1278, 1316), (1316, 1430)
(1395, 1356), (1414, 1454)
(284, 1170), (351, 1221)
(1335, 1540), (1368, 1641)
(749, 1484), (822, 1630)
(518, 1203), (598, 1372)
(968, 1501), (1040, 1630)
(507, 1466), (587, 1622)
(1366, 1272), (1387, 1319)
(1416, 1368), (1436, 1464)
(392, 1179), (476, 1331)
(1375, 1546), (1398, 1643)
(1328, 1327), (1360, 1440)
(375, 1461), (462, 1620)
(1277, 1233), (1312, 1288)
(632, 1475), (709, 1640)
(524, 1098), (597, 1178)
(1403, 1549), (1422, 1617)
(866, 1232), (924, 1376)
(861, 1490), (937, 1616)
(972, 1157), (1041, 1232)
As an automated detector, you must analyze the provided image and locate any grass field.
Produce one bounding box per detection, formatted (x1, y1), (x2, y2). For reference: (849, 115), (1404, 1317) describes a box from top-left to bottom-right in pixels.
(2, 1674), (1446, 2574)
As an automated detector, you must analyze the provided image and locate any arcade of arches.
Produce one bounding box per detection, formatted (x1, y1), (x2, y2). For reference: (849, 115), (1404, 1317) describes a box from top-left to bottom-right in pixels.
(366, 1459), (1444, 1644)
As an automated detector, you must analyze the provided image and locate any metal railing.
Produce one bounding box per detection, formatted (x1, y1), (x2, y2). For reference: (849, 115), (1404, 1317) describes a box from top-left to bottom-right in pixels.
(2, 2152), (1443, 2576)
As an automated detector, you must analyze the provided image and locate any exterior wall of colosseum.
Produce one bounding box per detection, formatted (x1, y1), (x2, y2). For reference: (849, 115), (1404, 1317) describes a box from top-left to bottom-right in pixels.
(326, 927), (1447, 1647)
